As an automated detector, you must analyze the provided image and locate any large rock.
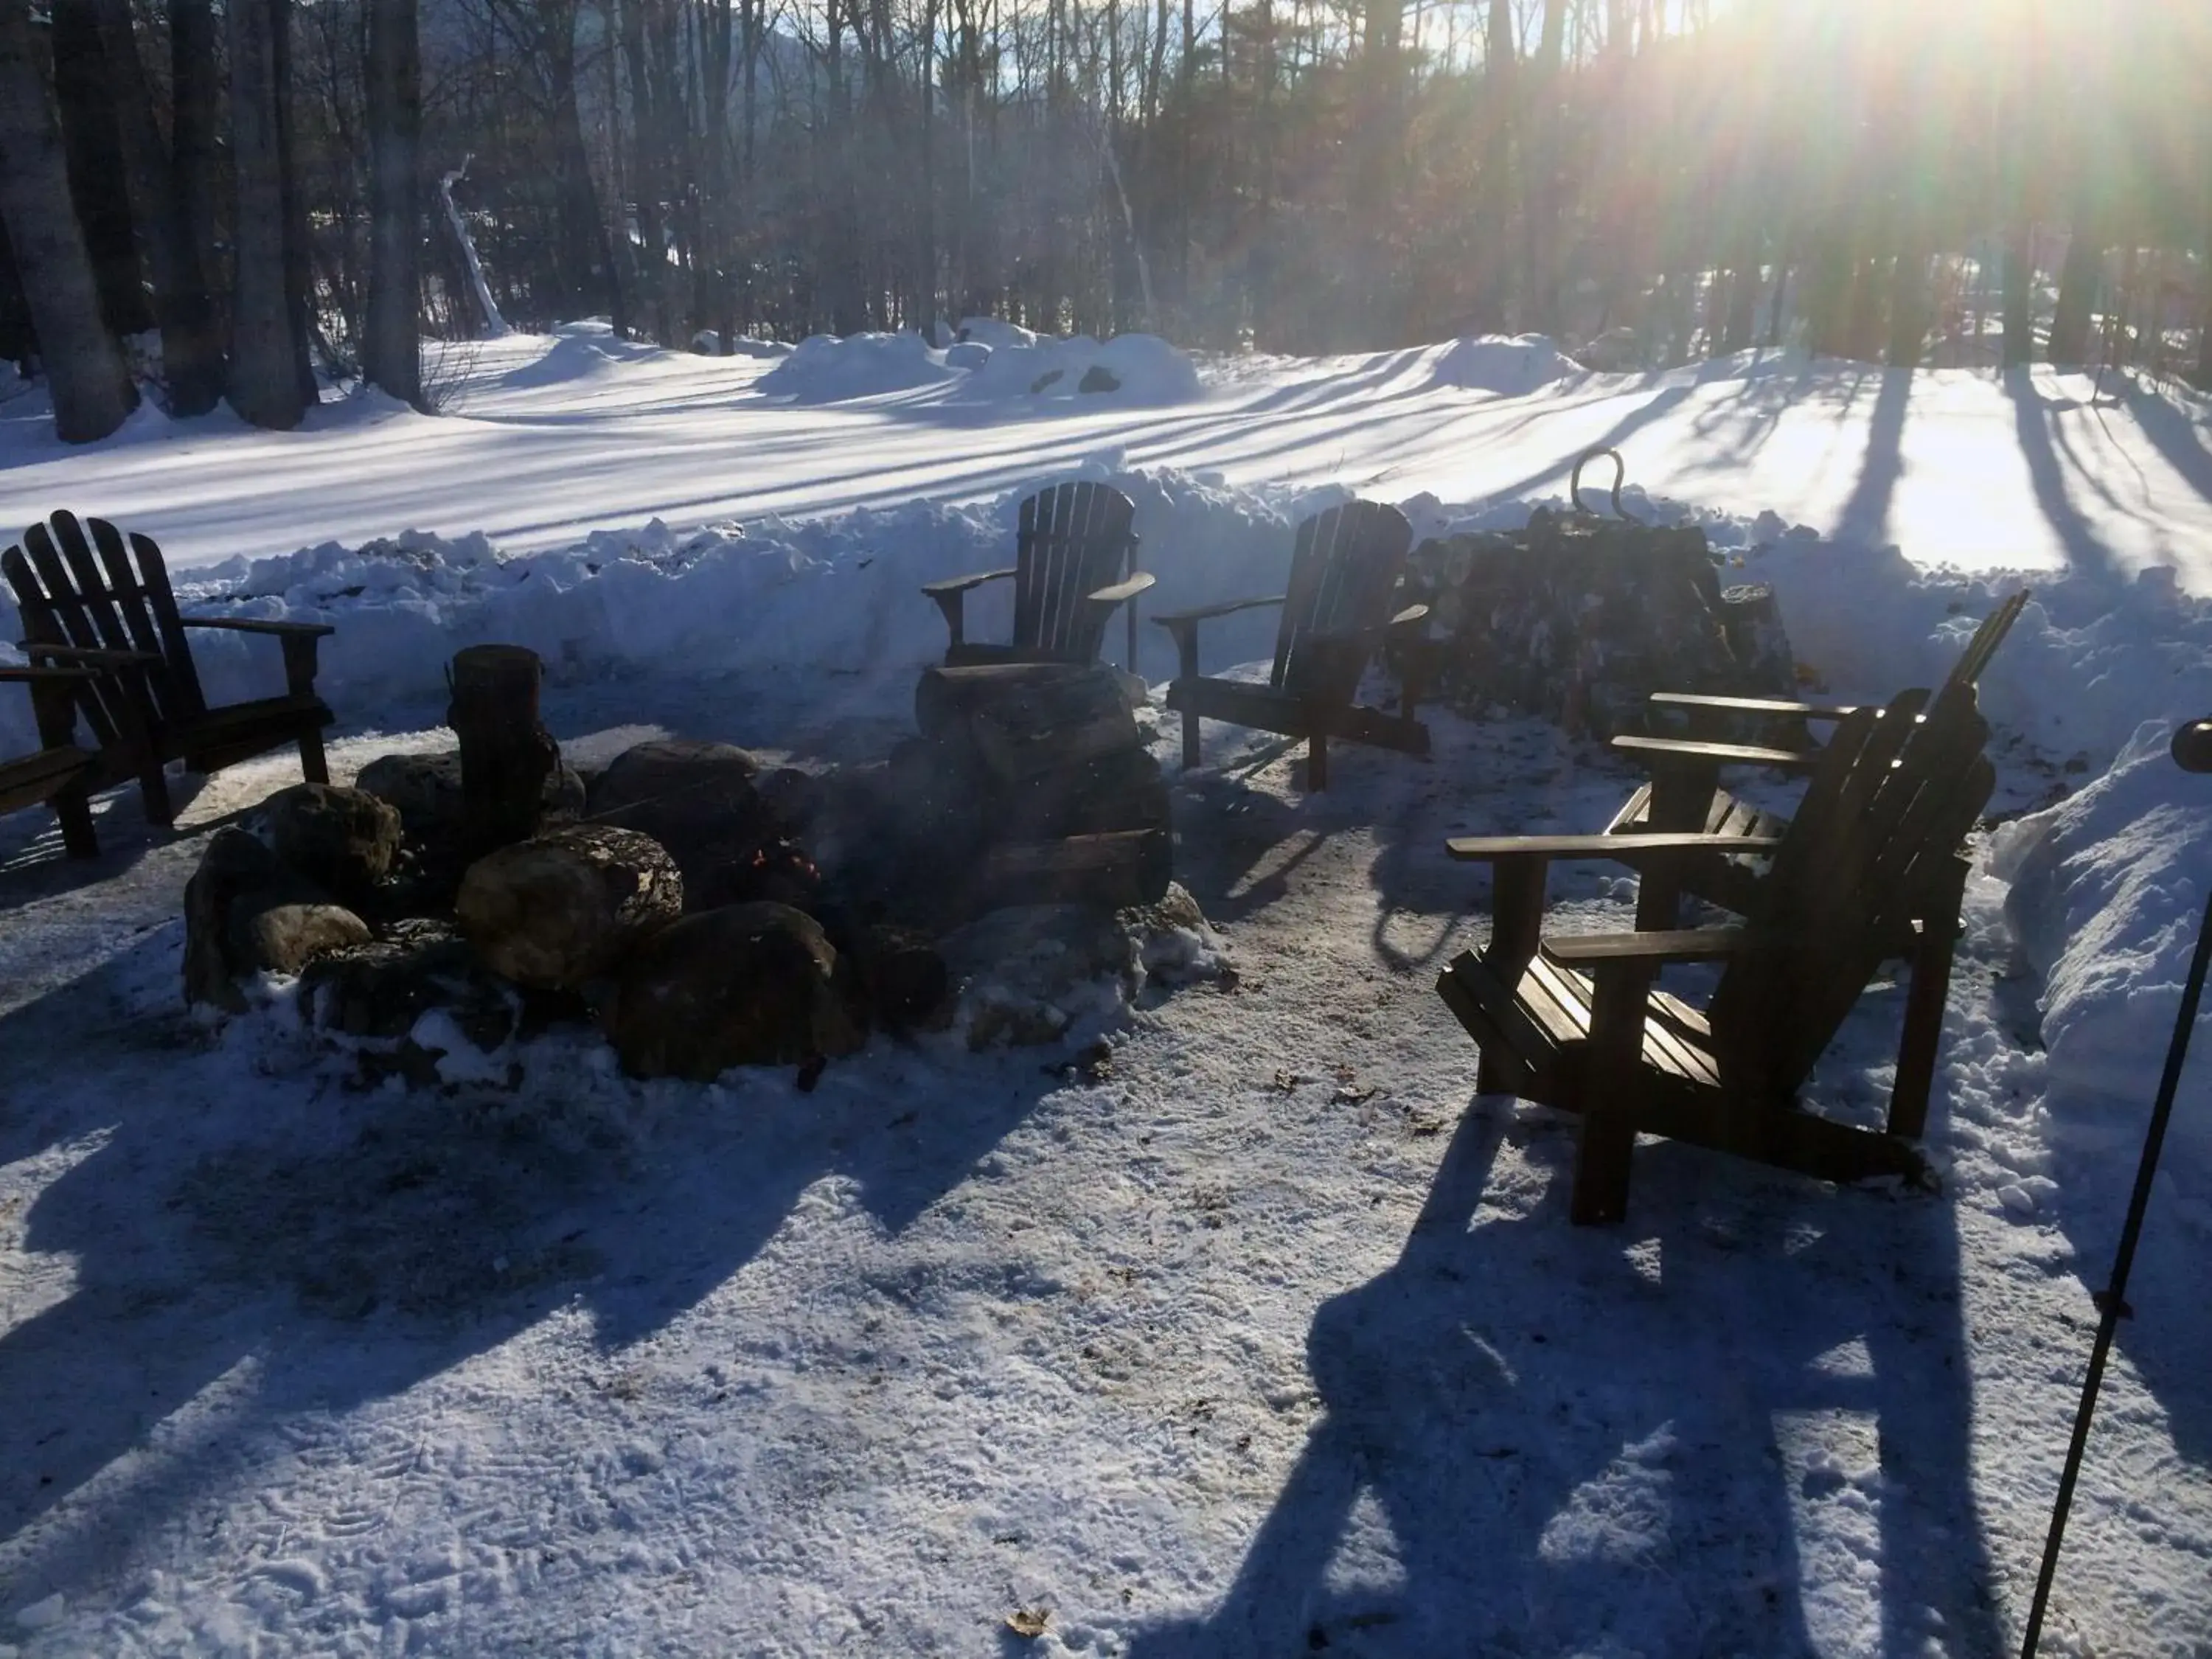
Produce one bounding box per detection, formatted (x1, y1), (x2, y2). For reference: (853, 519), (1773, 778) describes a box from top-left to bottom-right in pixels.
(588, 738), (761, 815)
(456, 824), (684, 990)
(356, 750), (585, 841)
(585, 739), (795, 911)
(265, 782), (403, 900)
(184, 827), (371, 1011)
(605, 902), (863, 1081)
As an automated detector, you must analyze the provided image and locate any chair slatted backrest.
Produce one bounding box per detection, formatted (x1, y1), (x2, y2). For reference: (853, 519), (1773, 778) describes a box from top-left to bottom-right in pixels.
(1948, 588), (2030, 697)
(1708, 681), (1994, 1099)
(1011, 482), (1140, 664)
(4, 512), (206, 749)
(1270, 501), (1416, 698)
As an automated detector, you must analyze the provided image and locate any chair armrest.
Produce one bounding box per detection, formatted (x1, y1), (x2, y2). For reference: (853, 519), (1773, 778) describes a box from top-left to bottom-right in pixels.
(1387, 602), (1430, 632)
(1648, 691), (1861, 722)
(1544, 926), (1756, 966)
(0, 664), (100, 683)
(18, 641), (162, 668)
(920, 566), (1018, 597)
(1086, 571), (1158, 607)
(1446, 831), (1782, 866)
(181, 615), (337, 639)
(1612, 734), (1823, 773)
(1150, 593), (1287, 627)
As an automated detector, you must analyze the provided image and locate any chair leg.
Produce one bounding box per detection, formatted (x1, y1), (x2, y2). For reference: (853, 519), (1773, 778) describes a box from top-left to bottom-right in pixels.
(1180, 705), (1201, 771)
(1307, 732), (1329, 790)
(299, 726), (330, 785)
(1571, 1108), (1636, 1225)
(53, 787), (98, 859)
(1889, 906), (1962, 1141)
(1476, 1048), (1524, 1097)
(137, 757), (175, 829)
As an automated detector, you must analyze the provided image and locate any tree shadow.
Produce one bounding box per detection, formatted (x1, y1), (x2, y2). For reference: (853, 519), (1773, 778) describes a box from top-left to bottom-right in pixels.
(1127, 1105), (2001, 1658)
(2003, 369), (2119, 588)
(1831, 366), (1913, 551)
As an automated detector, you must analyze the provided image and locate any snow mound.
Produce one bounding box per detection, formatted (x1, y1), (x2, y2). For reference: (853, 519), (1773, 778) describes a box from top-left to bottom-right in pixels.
(954, 316), (1040, 350)
(1994, 720), (2212, 1195)
(755, 333), (961, 401)
(953, 333), (1201, 405)
(1432, 333), (1584, 394)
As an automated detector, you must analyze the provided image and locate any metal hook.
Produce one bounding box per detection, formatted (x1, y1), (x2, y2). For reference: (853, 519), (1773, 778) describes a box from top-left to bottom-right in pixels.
(1569, 447), (1638, 523)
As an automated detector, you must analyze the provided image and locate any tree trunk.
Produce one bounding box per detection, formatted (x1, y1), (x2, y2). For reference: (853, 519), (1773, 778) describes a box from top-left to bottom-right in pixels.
(0, 0), (136, 440)
(173, 0), (223, 335)
(49, 0), (152, 341)
(364, 0), (423, 408)
(272, 0), (319, 404)
(2002, 226), (2034, 367)
(2047, 220), (2101, 365)
(92, 0), (221, 415)
(227, 0), (308, 428)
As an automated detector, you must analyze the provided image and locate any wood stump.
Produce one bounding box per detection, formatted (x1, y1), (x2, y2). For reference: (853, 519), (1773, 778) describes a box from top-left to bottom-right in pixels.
(446, 644), (562, 858)
(909, 662), (1171, 916)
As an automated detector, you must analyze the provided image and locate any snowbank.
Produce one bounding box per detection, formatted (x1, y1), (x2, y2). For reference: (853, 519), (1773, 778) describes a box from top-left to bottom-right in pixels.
(753, 327), (1203, 406)
(954, 316), (1039, 350)
(0, 465), (1357, 756)
(951, 333), (1203, 405)
(754, 333), (961, 400)
(1431, 333), (1585, 395)
(1994, 721), (2212, 1192)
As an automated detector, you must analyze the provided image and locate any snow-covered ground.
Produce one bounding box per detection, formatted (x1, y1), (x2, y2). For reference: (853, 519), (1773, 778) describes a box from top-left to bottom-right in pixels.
(3, 332), (2211, 1656)
(7, 322), (2212, 587)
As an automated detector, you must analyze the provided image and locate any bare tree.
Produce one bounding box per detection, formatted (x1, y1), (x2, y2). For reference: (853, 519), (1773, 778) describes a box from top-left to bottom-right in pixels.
(0, 0), (136, 441)
(229, 0), (309, 428)
(365, 0), (425, 406)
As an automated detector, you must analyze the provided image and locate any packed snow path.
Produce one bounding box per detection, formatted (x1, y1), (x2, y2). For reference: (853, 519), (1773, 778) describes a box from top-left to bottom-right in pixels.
(7, 327), (2212, 588)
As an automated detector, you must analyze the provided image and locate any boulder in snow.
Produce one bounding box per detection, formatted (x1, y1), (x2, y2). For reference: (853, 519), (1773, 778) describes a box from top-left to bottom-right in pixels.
(456, 824), (683, 990)
(184, 827), (372, 1011)
(264, 782), (403, 902)
(605, 902), (861, 1080)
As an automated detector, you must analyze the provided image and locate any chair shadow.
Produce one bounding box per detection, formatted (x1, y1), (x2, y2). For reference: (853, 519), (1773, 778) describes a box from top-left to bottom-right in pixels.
(1127, 1106), (2001, 1658)
(0, 925), (1060, 1599)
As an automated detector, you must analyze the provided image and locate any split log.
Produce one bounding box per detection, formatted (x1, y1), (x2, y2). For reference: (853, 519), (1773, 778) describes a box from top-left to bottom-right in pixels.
(981, 829), (1173, 909)
(456, 823), (683, 990)
(446, 644), (561, 857)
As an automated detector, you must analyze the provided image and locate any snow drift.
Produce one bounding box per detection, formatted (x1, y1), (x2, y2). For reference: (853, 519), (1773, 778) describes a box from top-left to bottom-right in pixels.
(1995, 720), (2212, 1192)
(1430, 333), (1585, 395)
(751, 329), (1202, 406)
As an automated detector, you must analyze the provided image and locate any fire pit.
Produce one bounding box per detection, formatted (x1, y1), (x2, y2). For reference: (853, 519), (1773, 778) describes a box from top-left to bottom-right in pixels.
(181, 648), (1219, 1090)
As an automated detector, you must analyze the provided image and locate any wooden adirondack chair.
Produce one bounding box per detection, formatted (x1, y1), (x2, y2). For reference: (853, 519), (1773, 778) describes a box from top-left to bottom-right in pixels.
(1599, 591), (2027, 1124)
(0, 662), (104, 857)
(921, 481), (1155, 668)
(4, 511), (336, 830)
(1436, 681), (1995, 1225)
(1152, 501), (1430, 789)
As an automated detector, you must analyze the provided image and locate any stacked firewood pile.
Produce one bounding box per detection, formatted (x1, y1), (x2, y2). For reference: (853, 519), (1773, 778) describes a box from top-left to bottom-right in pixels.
(1399, 505), (1796, 739)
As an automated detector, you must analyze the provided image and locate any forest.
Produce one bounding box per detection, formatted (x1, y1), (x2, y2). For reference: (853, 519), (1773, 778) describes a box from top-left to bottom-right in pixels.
(1, 0), (2208, 443)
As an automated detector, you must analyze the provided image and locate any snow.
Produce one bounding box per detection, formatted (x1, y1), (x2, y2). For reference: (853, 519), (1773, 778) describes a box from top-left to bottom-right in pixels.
(4, 329), (2212, 1655)
(10, 331), (2212, 589)
(1994, 722), (2212, 1197)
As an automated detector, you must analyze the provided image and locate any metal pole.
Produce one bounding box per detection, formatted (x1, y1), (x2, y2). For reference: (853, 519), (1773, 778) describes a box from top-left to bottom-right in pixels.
(2020, 718), (2212, 1656)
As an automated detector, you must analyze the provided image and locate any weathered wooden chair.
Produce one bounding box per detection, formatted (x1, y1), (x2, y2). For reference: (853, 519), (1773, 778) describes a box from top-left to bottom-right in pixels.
(4, 510), (336, 830)
(1152, 500), (1430, 789)
(1599, 591), (2027, 1123)
(921, 481), (1155, 668)
(1436, 680), (1995, 1224)
(0, 662), (105, 857)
